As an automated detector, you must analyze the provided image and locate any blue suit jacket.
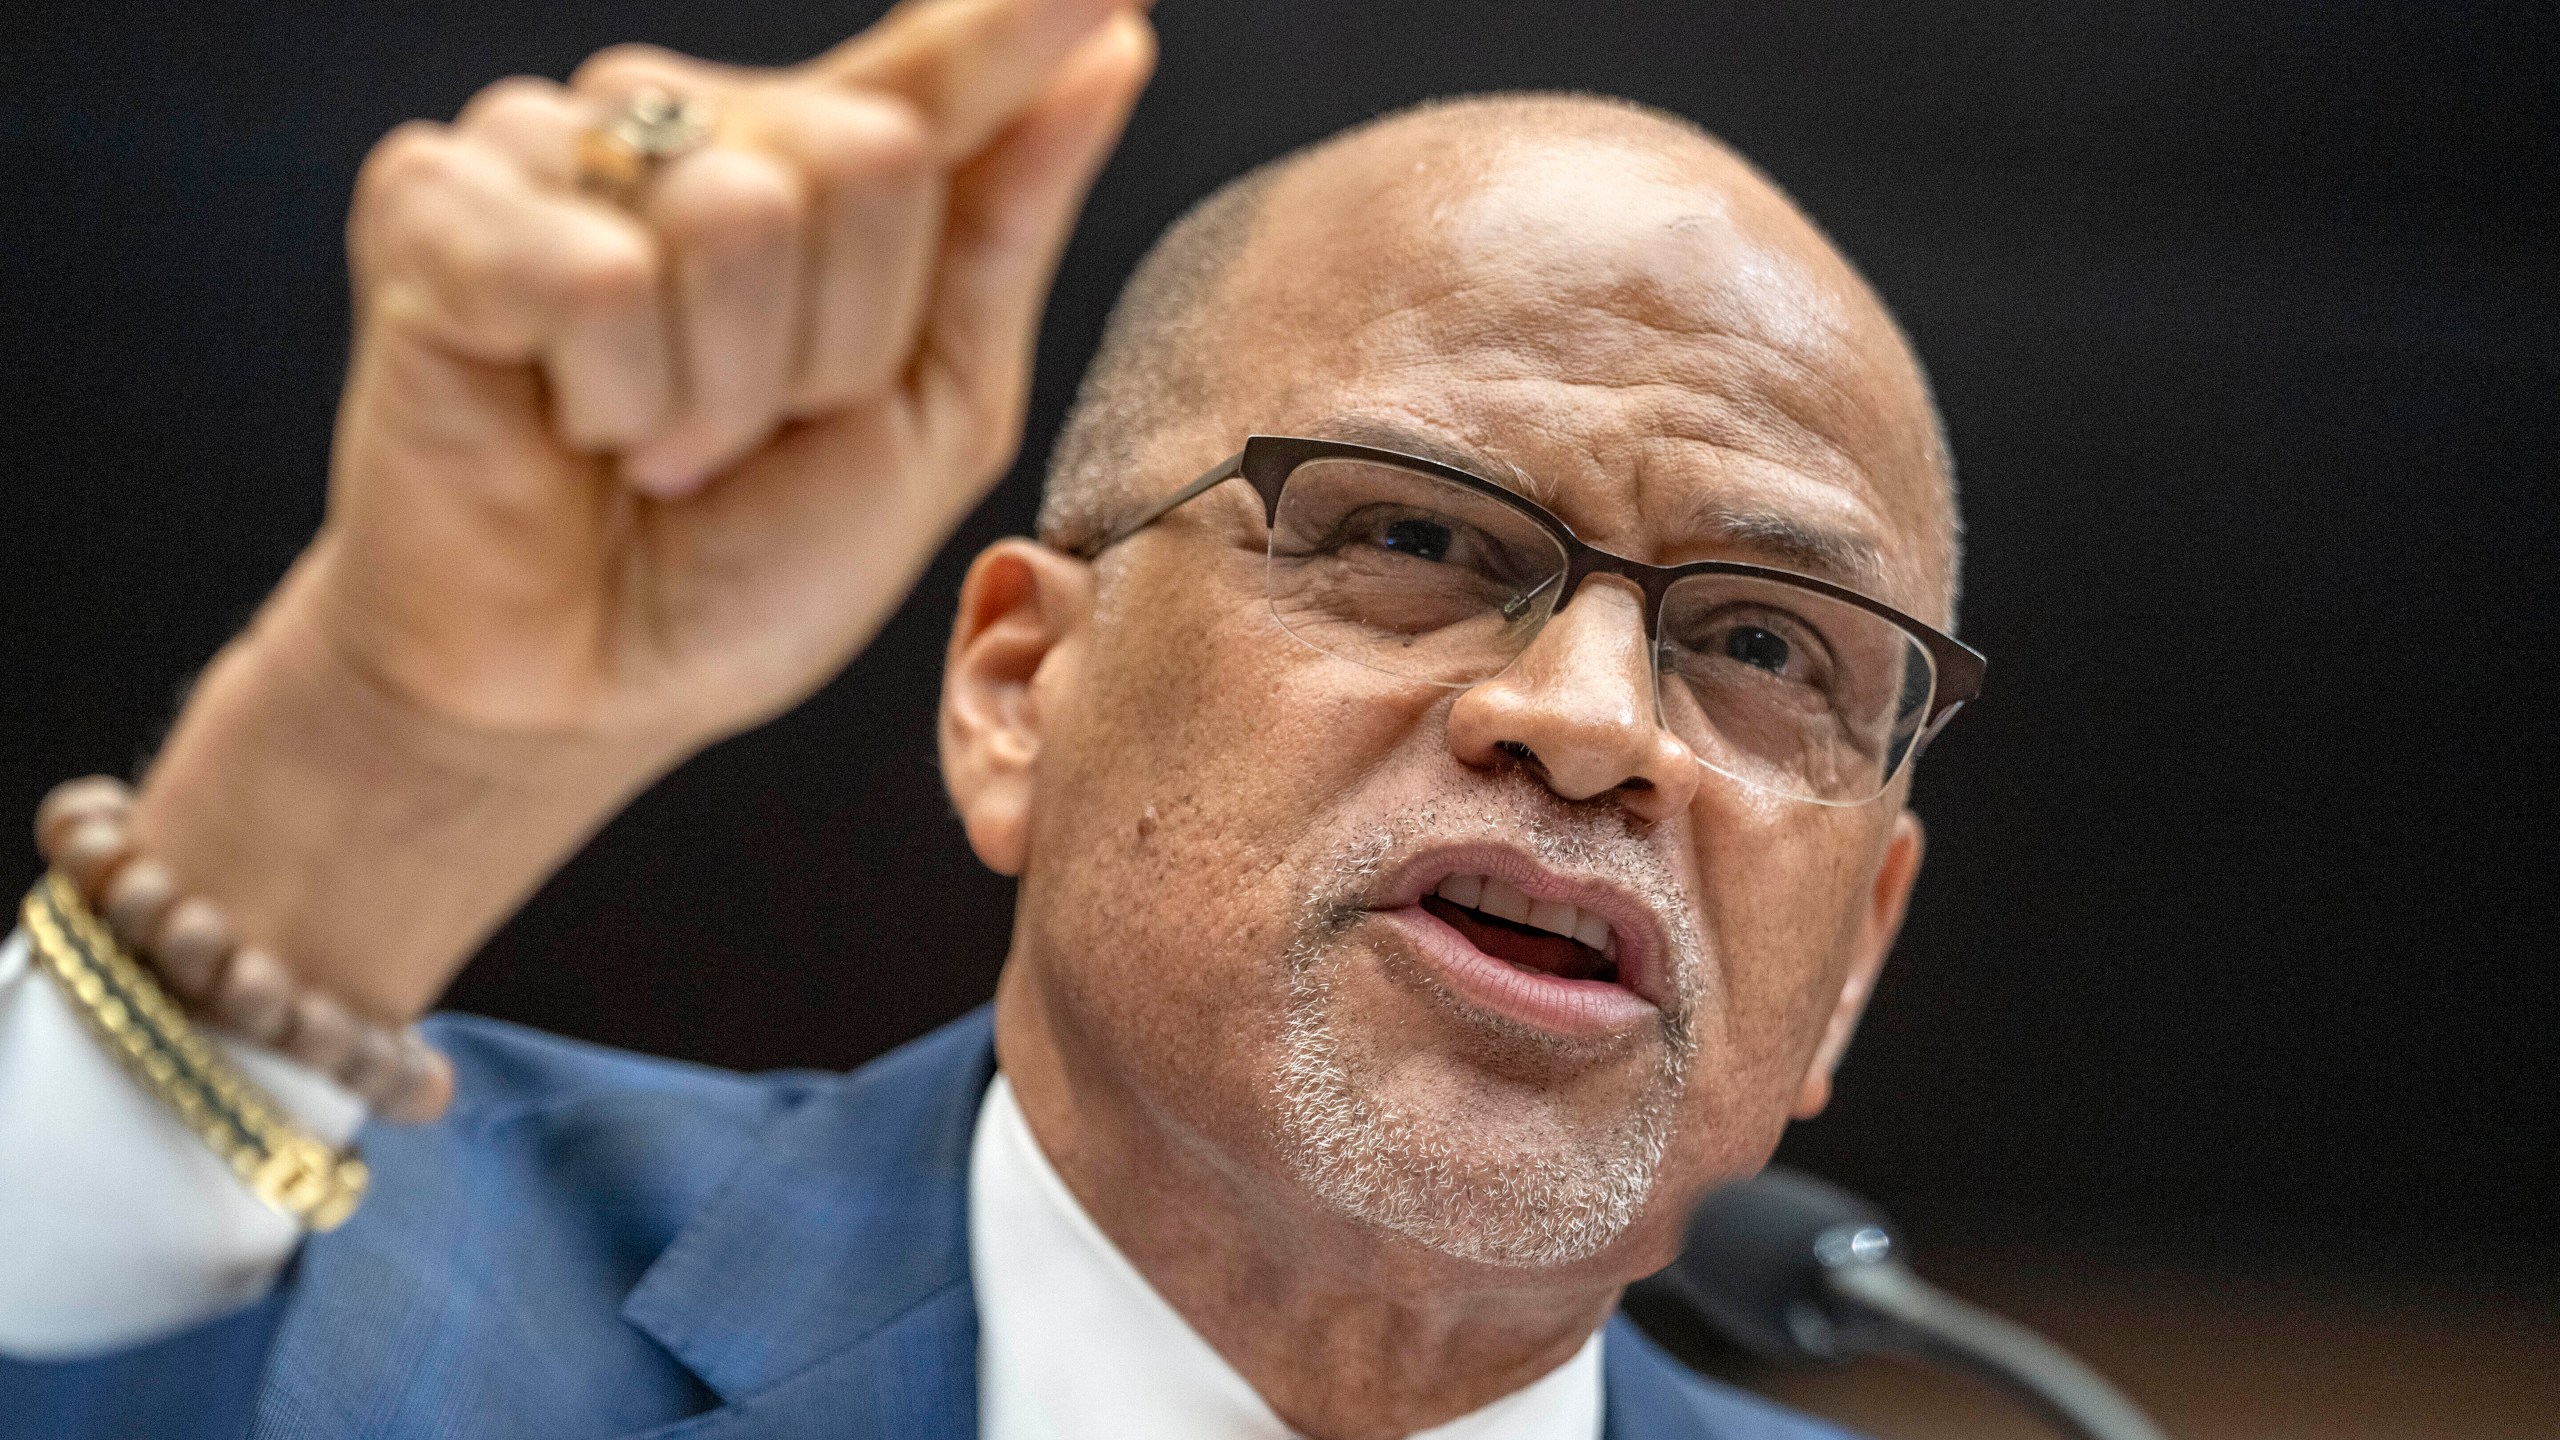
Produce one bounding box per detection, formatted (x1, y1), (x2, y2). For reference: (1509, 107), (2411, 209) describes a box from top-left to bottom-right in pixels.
(1, 1007), (1853, 1440)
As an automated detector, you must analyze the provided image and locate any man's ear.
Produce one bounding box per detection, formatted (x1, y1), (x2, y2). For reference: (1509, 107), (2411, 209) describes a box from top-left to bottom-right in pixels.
(939, 539), (1093, 878)
(1791, 808), (1925, 1119)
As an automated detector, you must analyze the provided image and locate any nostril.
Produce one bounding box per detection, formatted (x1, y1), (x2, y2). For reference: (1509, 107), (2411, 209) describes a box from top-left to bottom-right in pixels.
(1495, 738), (1657, 799)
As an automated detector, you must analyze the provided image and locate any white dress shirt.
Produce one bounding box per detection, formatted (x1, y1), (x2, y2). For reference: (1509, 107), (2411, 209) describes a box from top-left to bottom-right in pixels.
(0, 928), (1606, 1437)
(969, 1073), (1604, 1440)
(0, 927), (363, 1356)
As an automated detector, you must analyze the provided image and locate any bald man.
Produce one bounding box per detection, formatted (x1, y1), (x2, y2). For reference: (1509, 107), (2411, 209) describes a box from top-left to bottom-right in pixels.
(0, 1), (1982, 1437)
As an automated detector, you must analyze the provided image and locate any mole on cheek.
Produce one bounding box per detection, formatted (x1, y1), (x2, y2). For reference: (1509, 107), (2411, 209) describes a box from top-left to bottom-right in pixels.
(1136, 804), (1159, 842)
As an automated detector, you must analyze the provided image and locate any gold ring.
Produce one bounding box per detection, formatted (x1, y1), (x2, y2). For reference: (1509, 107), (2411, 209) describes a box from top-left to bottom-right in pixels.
(577, 86), (716, 206)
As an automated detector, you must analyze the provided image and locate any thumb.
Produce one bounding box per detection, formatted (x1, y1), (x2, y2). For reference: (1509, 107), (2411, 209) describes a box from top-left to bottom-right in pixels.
(911, 10), (1157, 483)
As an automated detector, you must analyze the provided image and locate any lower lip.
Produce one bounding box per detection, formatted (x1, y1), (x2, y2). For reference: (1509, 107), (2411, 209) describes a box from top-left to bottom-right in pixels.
(1371, 904), (1658, 1039)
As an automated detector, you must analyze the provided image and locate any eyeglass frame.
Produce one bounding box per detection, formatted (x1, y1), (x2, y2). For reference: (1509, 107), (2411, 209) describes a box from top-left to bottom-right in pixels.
(1077, 434), (1987, 775)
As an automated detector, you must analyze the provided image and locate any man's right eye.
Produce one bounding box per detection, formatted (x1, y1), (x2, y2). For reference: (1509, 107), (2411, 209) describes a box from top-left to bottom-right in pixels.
(1377, 516), (1456, 561)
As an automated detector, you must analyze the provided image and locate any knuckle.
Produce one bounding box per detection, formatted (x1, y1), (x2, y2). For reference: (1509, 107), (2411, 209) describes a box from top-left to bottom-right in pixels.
(431, 223), (513, 300)
(404, 210), (531, 306)
(798, 91), (933, 190)
(355, 122), (459, 208)
(553, 229), (658, 311)
(653, 151), (803, 247)
(571, 42), (688, 95)
(456, 74), (564, 129)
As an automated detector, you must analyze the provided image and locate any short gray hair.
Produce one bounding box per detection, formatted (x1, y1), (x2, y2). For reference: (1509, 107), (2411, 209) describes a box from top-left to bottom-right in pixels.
(1036, 158), (1283, 555)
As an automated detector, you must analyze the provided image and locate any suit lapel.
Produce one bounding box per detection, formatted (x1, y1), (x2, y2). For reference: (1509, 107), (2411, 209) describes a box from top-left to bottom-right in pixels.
(618, 1008), (997, 1439)
(1600, 1311), (1840, 1439)
(1603, 1313), (1667, 1440)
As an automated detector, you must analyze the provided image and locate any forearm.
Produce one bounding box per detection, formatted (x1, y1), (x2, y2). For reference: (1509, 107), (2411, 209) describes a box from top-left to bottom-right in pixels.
(133, 558), (680, 1022)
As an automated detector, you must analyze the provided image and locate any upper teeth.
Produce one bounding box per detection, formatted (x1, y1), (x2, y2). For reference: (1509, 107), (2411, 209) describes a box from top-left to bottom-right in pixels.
(1435, 875), (1615, 956)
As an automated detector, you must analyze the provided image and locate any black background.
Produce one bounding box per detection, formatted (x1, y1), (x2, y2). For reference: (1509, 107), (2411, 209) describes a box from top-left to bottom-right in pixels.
(4, 1), (2554, 1277)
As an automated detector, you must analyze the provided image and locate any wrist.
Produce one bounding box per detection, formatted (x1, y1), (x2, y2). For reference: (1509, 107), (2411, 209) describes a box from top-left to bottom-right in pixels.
(132, 558), (684, 1021)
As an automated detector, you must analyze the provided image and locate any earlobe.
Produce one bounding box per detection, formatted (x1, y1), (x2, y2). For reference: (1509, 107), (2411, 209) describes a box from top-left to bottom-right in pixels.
(939, 539), (1090, 878)
(1790, 808), (1925, 1119)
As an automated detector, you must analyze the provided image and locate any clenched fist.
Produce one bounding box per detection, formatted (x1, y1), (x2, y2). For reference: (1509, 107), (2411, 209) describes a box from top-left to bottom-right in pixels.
(324, 0), (1152, 747)
(131, 0), (1155, 1020)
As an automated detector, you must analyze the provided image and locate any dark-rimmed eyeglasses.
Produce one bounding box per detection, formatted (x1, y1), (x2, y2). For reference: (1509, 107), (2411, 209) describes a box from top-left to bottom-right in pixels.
(1078, 435), (1984, 807)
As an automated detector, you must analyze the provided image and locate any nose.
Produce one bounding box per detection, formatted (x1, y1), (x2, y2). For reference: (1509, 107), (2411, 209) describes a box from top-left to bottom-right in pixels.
(1445, 577), (1699, 823)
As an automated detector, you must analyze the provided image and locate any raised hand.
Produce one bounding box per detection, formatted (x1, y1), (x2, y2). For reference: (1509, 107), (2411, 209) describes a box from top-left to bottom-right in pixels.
(131, 0), (1156, 1020)
(326, 0), (1154, 746)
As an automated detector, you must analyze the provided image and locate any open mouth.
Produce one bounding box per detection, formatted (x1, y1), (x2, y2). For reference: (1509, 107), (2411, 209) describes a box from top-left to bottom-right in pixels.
(1372, 855), (1663, 1038)
(1419, 874), (1621, 986)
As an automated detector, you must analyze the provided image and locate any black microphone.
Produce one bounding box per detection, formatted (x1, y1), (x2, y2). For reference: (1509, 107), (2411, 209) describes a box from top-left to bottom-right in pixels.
(1647, 1166), (2170, 1440)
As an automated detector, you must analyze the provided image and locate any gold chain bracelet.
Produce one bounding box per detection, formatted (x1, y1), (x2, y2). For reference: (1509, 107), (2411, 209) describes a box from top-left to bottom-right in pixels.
(20, 872), (369, 1230)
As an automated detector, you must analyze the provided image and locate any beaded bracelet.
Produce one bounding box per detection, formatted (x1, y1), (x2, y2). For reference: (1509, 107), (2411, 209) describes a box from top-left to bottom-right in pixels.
(32, 776), (452, 1125)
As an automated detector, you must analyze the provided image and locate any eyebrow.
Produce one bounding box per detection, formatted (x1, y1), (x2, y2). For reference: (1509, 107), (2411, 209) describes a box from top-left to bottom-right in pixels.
(1675, 500), (1889, 592)
(1307, 413), (1891, 593)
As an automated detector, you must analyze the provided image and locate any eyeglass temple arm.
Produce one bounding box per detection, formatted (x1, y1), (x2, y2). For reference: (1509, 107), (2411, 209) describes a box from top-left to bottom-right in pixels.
(1090, 450), (1249, 555)
(1914, 698), (1967, 754)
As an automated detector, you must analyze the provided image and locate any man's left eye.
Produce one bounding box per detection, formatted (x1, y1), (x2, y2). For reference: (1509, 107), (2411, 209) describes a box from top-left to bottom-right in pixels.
(1724, 625), (1794, 674)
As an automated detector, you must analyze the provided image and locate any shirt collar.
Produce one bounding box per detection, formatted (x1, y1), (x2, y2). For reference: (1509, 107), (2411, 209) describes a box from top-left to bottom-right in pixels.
(969, 1072), (1605, 1440)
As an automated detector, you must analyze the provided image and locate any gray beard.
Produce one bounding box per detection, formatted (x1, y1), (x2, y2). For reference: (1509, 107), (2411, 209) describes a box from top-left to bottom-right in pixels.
(1270, 804), (1704, 1269)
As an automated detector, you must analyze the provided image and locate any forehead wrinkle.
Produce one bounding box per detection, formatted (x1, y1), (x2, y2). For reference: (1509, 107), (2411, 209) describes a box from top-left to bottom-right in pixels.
(1318, 261), (1891, 505)
(1482, 278), (1894, 498)
(1302, 406), (1895, 597)
(1307, 340), (1865, 506)
(1306, 408), (1569, 511)
(1648, 314), (1882, 478)
(1336, 359), (1881, 524)
(1433, 317), (1923, 597)
(1519, 268), (1952, 612)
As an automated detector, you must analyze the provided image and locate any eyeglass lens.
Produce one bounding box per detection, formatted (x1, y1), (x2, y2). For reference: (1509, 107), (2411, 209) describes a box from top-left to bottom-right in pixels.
(1265, 457), (1936, 805)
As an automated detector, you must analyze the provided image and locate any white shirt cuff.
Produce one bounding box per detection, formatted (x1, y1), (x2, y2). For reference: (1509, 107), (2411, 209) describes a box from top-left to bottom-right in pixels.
(0, 925), (366, 1358)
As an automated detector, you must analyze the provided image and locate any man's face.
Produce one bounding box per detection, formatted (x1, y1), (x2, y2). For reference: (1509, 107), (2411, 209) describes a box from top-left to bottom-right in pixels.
(1006, 124), (1947, 1282)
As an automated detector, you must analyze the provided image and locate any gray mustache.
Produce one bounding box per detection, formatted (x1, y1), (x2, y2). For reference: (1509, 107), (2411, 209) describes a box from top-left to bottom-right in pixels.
(1306, 794), (1707, 1010)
